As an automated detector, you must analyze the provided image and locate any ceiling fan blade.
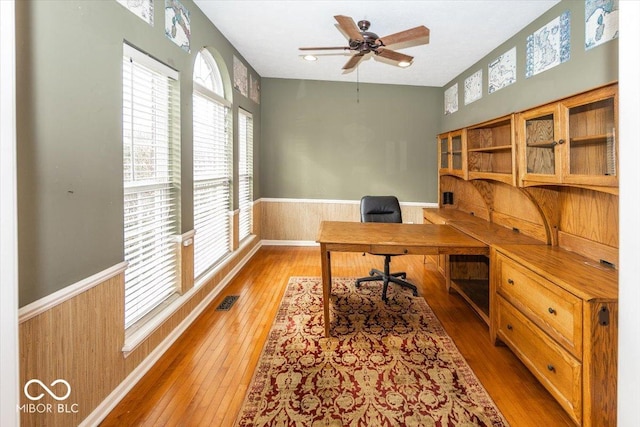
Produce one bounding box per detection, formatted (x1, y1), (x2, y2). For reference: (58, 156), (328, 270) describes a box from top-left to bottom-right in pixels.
(377, 48), (414, 64)
(342, 53), (365, 70)
(378, 26), (430, 47)
(334, 15), (364, 41)
(299, 46), (350, 51)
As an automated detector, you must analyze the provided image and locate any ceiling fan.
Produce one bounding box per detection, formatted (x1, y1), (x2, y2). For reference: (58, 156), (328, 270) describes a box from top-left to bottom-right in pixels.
(299, 15), (430, 70)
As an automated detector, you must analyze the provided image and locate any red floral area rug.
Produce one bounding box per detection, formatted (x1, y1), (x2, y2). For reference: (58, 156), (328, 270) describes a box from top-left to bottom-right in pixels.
(234, 277), (509, 427)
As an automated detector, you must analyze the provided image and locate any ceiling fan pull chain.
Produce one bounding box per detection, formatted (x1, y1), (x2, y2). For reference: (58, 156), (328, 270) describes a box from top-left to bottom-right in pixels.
(357, 66), (360, 104)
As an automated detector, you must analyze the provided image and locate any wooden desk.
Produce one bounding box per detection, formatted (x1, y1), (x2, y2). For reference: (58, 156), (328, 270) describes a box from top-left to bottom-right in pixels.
(316, 221), (488, 337)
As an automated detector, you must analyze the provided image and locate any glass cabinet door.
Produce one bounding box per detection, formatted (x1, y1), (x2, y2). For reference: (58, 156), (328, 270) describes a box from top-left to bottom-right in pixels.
(524, 112), (557, 176)
(566, 95), (617, 182)
(451, 134), (463, 171)
(439, 136), (449, 170)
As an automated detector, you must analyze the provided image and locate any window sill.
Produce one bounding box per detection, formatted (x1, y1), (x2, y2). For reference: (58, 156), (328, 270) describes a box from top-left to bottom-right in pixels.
(122, 293), (182, 356)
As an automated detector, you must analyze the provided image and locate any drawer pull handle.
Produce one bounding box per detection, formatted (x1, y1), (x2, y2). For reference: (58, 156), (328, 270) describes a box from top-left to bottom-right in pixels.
(547, 364), (555, 372)
(404, 249), (409, 254)
(506, 324), (513, 330)
(548, 307), (556, 314)
(507, 278), (514, 285)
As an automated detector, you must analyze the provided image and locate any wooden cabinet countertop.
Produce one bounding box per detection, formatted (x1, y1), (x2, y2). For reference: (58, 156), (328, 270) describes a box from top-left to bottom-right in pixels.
(492, 244), (618, 302)
(423, 208), (545, 246)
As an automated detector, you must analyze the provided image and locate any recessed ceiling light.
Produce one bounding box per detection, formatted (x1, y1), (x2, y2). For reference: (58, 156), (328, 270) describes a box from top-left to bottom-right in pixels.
(398, 61), (412, 68)
(303, 55), (318, 61)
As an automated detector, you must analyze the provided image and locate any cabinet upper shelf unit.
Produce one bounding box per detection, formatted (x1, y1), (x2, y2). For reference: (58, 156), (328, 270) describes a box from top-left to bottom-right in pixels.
(517, 84), (618, 192)
(437, 84), (618, 194)
(466, 114), (516, 185)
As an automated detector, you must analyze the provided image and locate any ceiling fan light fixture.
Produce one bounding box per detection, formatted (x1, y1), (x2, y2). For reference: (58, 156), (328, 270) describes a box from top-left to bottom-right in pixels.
(398, 60), (412, 68)
(303, 54), (318, 61)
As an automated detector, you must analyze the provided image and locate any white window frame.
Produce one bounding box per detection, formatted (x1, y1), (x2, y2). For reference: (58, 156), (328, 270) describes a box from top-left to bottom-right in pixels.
(122, 43), (181, 330)
(238, 109), (254, 242)
(192, 49), (233, 280)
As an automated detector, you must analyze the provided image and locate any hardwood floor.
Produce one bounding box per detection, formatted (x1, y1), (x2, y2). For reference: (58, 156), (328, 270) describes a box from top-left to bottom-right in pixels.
(101, 246), (574, 426)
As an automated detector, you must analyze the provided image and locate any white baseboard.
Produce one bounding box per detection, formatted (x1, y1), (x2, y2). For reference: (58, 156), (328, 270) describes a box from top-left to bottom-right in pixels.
(261, 239), (318, 246)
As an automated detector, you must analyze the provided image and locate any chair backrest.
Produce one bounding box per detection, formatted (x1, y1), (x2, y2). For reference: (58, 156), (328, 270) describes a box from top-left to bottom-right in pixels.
(360, 196), (402, 224)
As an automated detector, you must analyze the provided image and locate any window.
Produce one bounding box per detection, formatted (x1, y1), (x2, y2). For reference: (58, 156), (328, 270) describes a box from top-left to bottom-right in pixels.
(238, 109), (254, 241)
(122, 44), (181, 329)
(192, 49), (232, 279)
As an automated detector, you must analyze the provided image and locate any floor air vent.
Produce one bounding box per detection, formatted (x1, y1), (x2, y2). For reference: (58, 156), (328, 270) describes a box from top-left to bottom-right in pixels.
(216, 295), (239, 311)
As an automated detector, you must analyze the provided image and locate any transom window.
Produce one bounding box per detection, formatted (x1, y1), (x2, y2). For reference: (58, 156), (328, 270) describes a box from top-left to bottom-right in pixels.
(193, 49), (224, 98)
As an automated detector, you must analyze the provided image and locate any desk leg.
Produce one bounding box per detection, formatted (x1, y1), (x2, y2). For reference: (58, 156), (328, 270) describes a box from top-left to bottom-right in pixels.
(320, 244), (332, 338)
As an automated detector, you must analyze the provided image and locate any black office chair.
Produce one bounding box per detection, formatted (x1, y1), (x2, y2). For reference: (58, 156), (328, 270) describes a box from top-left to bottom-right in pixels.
(355, 195), (418, 302)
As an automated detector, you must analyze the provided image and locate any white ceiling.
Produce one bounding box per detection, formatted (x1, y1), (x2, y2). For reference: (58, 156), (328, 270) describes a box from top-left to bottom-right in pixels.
(193, 1), (560, 88)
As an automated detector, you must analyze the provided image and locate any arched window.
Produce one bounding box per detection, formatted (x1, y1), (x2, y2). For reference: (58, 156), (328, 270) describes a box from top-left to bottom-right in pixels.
(193, 49), (224, 97)
(192, 49), (232, 279)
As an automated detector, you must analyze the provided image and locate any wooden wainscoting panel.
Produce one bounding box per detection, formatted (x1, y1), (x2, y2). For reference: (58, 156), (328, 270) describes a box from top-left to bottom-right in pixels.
(260, 200), (359, 241)
(232, 209), (240, 251)
(252, 200), (262, 239)
(19, 273), (126, 427)
(260, 199), (432, 241)
(400, 204), (429, 225)
(180, 239), (194, 294)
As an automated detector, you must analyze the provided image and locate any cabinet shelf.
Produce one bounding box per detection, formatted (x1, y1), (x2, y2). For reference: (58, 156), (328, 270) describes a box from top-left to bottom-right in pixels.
(468, 145), (512, 153)
(570, 133), (613, 145)
(527, 140), (556, 148)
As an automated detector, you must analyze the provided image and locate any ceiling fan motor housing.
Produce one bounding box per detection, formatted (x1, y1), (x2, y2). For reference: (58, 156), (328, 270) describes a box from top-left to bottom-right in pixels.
(350, 20), (381, 53)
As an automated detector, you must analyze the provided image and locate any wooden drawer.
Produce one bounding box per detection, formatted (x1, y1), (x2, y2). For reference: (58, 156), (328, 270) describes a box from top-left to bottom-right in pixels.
(369, 245), (435, 256)
(496, 253), (583, 358)
(497, 297), (582, 424)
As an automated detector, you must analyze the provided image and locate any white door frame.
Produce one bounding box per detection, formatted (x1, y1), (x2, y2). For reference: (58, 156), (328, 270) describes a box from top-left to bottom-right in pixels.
(618, 2), (640, 426)
(0, 0), (20, 425)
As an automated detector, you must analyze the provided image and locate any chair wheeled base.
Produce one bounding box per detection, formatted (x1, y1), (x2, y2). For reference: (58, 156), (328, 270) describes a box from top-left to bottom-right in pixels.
(355, 254), (418, 302)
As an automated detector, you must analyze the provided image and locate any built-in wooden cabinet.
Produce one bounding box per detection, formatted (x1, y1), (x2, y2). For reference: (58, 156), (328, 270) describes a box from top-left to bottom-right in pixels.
(437, 129), (467, 179)
(466, 114), (516, 185)
(517, 84), (618, 191)
(492, 245), (618, 427)
(431, 83), (619, 426)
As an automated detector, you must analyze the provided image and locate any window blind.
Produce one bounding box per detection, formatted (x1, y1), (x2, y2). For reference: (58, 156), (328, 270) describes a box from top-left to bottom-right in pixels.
(192, 91), (232, 279)
(238, 110), (254, 242)
(122, 44), (181, 329)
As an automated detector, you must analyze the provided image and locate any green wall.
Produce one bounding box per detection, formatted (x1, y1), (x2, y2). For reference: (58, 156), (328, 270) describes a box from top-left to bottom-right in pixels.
(16, 0), (260, 306)
(260, 78), (441, 202)
(440, 0), (618, 131)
